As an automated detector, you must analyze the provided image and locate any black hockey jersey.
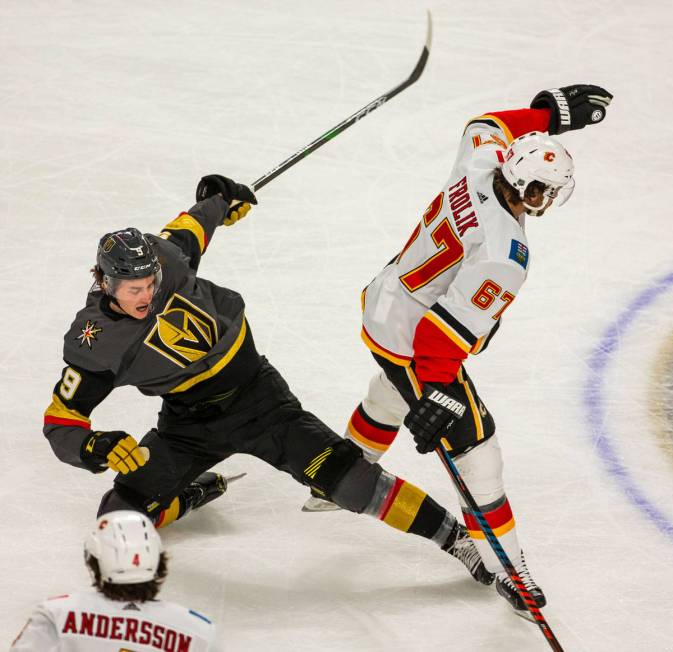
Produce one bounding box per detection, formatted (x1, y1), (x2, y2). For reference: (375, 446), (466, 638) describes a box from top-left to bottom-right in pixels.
(44, 195), (261, 470)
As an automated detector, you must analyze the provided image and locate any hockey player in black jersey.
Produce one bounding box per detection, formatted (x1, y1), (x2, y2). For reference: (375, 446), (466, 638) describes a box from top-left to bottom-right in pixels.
(43, 174), (493, 584)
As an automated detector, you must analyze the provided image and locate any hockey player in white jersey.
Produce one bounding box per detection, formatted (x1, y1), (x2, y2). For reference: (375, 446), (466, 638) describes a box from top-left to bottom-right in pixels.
(11, 511), (220, 651)
(305, 84), (613, 614)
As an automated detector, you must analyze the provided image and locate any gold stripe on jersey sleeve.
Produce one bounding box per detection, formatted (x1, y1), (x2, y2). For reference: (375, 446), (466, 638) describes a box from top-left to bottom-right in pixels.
(471, 335), (487, 354)
(361, 327), (412, 367)
(161, 213), (206, 253)
(44, 394), (91, 426)
(423, 312), (472, 354)
(169, 319), (248, 394)
(465, 114), (514, 144)
(405, 366), (423, 400)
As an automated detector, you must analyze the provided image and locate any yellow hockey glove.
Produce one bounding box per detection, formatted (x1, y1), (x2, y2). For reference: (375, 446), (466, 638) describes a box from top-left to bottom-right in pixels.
(81, 431), (148, 475)
(106, 435), (147, 474)
(223, 201), (252, 226)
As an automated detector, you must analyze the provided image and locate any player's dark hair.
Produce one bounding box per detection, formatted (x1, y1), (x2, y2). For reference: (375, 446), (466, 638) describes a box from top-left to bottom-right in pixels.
(86, 552), (169, 602)
(493, 167), (547, 206)
(90, 266), (104, 286)
(493, 167), (517, 204)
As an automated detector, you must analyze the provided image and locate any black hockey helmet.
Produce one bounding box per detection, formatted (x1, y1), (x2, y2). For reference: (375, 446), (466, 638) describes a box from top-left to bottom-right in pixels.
(96, 227), (162, 295)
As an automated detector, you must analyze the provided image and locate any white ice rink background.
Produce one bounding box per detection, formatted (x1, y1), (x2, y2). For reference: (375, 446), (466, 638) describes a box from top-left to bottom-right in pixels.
(2, 1), (673, 650)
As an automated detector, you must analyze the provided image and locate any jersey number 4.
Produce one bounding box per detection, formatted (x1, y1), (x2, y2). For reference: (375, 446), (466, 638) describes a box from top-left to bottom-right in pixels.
(398, 192), (464, 292)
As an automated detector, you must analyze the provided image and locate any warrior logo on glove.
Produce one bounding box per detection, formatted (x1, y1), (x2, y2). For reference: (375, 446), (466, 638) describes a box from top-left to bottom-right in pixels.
(404, 384), (469, 454)
(530, 84), (613, 135)
(427, 389), (467, 418)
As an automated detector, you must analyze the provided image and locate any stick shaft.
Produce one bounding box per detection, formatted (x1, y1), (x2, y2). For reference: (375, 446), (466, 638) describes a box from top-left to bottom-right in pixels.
(250, 12), (432, 192)
(436, 442), (564, 651)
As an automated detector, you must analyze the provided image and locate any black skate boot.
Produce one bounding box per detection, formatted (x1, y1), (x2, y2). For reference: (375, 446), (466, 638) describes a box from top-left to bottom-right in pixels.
(495, 552), (546, 614)
(181, 472), (228, 516)
(442, 522), (494, 586)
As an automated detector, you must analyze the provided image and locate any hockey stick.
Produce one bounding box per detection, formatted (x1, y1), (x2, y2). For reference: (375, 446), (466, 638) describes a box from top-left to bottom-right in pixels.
(436, 440), (565, 652)
(249, 11), (433, 193)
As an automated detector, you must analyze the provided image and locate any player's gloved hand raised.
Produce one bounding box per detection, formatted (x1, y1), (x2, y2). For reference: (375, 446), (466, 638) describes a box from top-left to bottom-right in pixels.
(81, 431), (147, 474)
(195, 174), (258, 226)
(530, 84), (613, 135)
(404, 385), (467, 454)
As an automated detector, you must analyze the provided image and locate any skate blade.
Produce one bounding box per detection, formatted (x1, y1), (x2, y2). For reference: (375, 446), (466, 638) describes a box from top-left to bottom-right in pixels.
(301, 496), (342, 512)
(224, 472), (247, 484)
(513, 608), (537, 623)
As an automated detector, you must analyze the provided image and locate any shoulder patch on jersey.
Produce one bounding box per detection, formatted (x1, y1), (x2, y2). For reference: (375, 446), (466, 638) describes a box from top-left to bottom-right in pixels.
(477, 191), (489, 204)
(189, 608), (212, 624)
(76, 320), (103, 349)
(508, 239), (529, 269)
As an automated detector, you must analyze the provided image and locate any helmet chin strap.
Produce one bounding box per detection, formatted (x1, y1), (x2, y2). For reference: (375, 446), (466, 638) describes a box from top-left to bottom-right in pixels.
(107, 293), (131, 316)
(102, 282), (132, 317)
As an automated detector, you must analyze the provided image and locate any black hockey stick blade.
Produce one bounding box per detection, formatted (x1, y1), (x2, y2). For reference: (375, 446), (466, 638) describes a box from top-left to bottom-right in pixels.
(250, 11), (433, 192)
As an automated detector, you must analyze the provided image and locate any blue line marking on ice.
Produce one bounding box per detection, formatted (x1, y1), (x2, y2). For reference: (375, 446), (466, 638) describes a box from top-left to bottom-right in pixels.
(585, 271), (673, 541)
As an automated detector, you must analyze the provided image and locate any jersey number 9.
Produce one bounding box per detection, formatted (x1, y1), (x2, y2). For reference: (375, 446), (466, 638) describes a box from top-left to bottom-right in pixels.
(59, 367), (82, 401)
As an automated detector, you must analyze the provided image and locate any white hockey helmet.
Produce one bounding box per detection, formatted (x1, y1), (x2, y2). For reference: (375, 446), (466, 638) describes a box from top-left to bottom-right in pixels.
(84, 511), (162, 584)
(501, 131), (575, 215)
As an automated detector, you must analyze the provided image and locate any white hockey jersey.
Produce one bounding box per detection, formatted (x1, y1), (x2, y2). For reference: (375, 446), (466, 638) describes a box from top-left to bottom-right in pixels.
(361, 107), (552, 383)
(10, 591), (221, 652)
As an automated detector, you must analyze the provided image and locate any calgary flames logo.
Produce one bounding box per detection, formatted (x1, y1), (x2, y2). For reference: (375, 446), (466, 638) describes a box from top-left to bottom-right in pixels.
(144, 294), (217, 367)
(543, 151), (556, 162)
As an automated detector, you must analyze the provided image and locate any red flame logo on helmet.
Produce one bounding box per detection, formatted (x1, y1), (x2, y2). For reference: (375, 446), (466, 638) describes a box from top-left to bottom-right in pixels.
(543, 151), (556, 162)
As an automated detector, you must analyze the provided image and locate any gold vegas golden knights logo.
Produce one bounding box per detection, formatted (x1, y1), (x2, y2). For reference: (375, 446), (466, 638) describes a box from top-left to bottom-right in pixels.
(144, 294), (218, 367)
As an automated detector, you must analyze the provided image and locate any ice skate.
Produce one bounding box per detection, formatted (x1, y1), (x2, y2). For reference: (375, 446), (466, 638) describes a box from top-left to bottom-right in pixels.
(495, 552), (546, 618)
(442, 523), (494, 585)
(181, 471), (244, 515)
(301, 488), (342, 512)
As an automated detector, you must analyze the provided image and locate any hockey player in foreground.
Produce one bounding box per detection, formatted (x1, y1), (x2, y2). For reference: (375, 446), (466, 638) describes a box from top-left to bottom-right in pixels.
(304, 84), (613, 614)
(42, 175), (494, 587)
(11, 511), (220, 650)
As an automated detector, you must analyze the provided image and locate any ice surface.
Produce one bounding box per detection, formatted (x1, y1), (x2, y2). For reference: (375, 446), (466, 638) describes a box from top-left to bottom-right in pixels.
(2, 1), (673, 650)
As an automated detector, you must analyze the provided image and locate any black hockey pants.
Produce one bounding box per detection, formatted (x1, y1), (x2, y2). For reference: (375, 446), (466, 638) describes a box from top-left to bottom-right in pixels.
(99, 357), (344, 516)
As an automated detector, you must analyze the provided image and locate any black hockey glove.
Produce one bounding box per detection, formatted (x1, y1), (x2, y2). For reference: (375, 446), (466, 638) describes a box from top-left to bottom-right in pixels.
(530, 84), (613, 135)
(195, 174), (258, 226)
(81, 430), (147, 475)
(404, 385), (467, 454)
